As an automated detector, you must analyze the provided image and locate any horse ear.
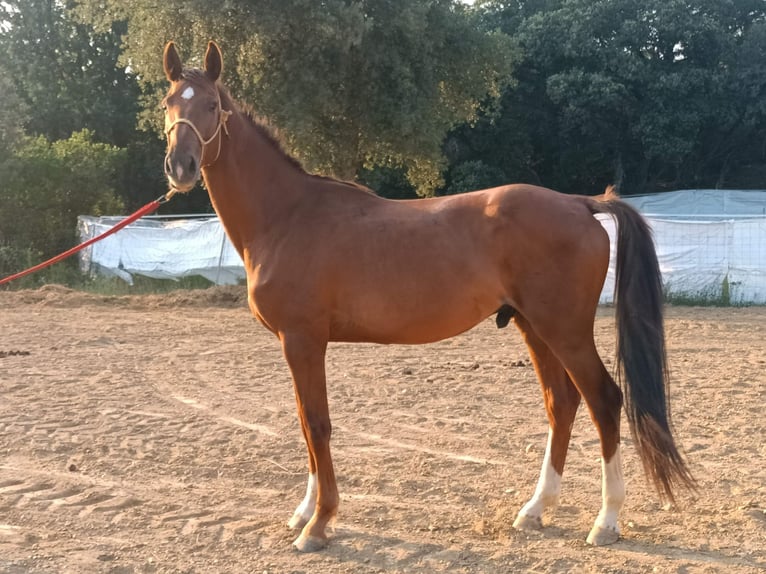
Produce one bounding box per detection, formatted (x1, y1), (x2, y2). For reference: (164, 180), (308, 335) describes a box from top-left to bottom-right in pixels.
(204, 41), (223, 82)
(163, 41), (183, 82)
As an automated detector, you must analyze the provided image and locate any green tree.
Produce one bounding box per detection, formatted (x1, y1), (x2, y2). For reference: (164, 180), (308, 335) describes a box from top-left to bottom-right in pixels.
(0, 64), (28, 153)
(468, 0), (766, 195)
(76, 0), (519, 195)
(0, 0), (140, 146)
(442, 160), (507, 195)
(0, 130), (125, 279)
(1, 0), (209, 215)
(696, 17), (766, 188)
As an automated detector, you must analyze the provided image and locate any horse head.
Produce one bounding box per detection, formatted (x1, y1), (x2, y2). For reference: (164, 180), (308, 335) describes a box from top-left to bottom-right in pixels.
(162, 41), (230, 193)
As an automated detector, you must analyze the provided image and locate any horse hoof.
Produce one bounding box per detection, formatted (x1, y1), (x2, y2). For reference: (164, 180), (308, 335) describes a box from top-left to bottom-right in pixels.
(293, 533), (328, 553)
(288, 513), (309, 531)
(512, 513), (543, 531)
(586, 525), (620, 546)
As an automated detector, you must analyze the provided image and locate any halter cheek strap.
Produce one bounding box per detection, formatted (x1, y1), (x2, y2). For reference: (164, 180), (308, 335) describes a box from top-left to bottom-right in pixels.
(165, 92), (232, 167)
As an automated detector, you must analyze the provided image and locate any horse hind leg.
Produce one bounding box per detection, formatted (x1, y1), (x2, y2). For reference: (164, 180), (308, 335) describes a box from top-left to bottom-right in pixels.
(587, 439), (624, 545)
(512, 315), (581, 531)
(546, 333), (626, 545)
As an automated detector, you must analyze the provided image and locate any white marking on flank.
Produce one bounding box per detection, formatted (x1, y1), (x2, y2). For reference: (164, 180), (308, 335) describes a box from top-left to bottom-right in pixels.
(181, 86), (195, 100)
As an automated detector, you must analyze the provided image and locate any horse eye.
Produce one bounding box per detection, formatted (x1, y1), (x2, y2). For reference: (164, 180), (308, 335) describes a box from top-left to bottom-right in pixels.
(208, 102), (217, 112)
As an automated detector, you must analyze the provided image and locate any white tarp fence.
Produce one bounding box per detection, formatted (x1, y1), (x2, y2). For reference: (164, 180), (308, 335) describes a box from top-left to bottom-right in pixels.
(78, 189), (766, 304)
(596, 215), (766, 304)
(623, 188), (766, 218)
(616, 190), (766, 304)
(77, 215), (245, 286)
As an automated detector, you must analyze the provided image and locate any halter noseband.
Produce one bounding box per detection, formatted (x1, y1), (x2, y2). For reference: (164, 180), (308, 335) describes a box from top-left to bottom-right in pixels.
(165, 89), (232, 168)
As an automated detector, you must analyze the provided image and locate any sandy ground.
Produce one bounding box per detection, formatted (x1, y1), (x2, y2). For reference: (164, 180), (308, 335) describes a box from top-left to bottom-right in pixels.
(0, 285), (764, 574)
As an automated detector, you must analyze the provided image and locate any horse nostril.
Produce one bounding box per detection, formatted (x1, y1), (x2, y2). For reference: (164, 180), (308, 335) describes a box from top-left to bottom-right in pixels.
(188, 157), (197, 174)
(164, 155), (173, 177)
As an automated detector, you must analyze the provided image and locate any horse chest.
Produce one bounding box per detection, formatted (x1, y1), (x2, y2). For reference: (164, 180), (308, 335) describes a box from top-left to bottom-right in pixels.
(246, 272), (313, 335)
(247, 294), (278, 335)
(246, 275), (280, 332)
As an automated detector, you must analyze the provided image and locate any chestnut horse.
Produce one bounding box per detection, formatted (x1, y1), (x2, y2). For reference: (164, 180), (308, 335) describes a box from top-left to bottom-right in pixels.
(161, 41), (694, 552)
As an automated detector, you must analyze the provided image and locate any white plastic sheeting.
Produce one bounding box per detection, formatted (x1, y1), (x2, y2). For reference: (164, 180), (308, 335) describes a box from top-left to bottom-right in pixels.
(77, 215), (245, 285)
(597, 215), (766, 304)
(78, 189), (766, 303)
(599, 189), (766, 304)
(623, 189), (766, 218)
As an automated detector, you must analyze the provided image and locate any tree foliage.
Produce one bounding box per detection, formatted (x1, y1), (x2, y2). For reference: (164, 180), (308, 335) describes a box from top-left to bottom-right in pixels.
(0, 130), (124, 270)
(464, 0), (766, 194)
(0, 0), (140, 146)
(75, 0), (519, 195)
(0, 64), (28, 153)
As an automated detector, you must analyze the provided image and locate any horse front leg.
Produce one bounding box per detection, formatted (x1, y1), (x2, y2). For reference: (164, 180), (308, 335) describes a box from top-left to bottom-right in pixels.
(288, 426), (318, 530)
(280, 332), (338, 552)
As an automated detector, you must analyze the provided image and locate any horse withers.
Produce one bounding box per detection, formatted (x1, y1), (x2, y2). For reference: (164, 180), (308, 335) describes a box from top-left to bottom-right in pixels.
(161, 41), (695, 552)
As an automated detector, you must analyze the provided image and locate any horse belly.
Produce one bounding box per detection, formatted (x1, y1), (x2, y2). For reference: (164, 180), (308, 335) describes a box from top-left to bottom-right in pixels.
(329, 279), (503, 344)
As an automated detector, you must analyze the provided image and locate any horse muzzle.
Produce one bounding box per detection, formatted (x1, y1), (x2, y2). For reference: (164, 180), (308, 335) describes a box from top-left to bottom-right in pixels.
(164, 149), (200, 193)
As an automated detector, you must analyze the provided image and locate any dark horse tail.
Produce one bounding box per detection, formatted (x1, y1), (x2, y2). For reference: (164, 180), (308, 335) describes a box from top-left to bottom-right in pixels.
(586, 189), (696, 503)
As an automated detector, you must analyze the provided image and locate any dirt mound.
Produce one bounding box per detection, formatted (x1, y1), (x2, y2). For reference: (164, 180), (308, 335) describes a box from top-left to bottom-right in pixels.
(138, 285), (248, 309)
(0, 284), (248, 309)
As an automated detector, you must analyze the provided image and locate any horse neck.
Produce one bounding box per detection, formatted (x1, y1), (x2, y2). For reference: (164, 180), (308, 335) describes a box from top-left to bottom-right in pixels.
(201, 92), (305, 259)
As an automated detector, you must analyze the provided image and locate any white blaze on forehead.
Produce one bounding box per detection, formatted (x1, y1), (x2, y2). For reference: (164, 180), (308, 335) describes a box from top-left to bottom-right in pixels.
(181, 86), (195, 100)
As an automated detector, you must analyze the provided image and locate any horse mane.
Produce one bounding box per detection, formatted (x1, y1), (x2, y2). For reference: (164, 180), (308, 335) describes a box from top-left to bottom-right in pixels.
(186, 70), (374, 195)
(241, 112), (374, 195)
(242, 109), (308, 174)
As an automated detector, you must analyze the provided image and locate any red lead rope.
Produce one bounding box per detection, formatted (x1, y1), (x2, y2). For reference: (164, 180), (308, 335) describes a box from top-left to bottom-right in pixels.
(0, 192), (175, 287)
